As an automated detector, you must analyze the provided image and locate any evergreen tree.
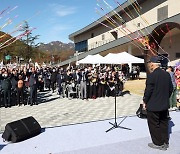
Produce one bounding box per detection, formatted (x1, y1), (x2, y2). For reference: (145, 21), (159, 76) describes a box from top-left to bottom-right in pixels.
(19, 21), (40, 62)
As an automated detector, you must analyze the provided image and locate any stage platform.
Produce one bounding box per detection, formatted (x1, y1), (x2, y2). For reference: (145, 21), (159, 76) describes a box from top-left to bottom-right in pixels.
(0, 111), (180, 154)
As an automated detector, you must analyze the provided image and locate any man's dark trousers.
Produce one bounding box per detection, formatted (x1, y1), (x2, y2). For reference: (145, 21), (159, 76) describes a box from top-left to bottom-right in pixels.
(3, 90), (11, 107)
(147, 110), (169, 146)
(30, 85), (37, 105)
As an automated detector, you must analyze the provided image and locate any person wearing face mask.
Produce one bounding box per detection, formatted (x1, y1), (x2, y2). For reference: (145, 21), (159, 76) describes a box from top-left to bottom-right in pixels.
(78, 68), (88, 100)
(44, 68), (51, 91)
(43, 68), (47, 89)
(56, 69), (63, 97)
(143, 56), (173, 151)
(10, 69), (18, 106)
(1, 71), (12, 108)
(29, 67), (38, 106)
(50, 68), (57, 93)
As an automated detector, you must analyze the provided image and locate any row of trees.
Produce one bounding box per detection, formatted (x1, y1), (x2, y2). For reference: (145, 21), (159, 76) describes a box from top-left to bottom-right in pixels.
(0, 21), (74, 65)
(0, 21), (41, 63)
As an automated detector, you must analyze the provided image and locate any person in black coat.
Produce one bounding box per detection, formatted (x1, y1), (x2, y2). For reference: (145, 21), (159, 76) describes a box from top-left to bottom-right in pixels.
(10, 70), (18, 105)
(56, 69), (63, 96)
(29, 67), (38, 105)
(50, 68), (57, 93)
(44, 69), (51, 90)
(143, 56), (173, 151)
(1, 71), (12, 108)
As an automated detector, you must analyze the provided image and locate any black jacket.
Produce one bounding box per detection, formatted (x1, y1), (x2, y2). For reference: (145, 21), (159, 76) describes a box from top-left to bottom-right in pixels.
(78, 71), (88, 83)
(50, 72), (57, 83)
(10, 74), (18, 90)
(143, 67), (173, 111)
(56, 73), (63, 85)
(29, 73), (38, 87)
(1, 77), (12, 91)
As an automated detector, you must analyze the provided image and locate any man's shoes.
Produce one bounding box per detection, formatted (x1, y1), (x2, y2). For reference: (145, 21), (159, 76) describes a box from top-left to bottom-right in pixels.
(148, 143), (167, 151)
(169, 107), (178, 111)
(163, 143), (169, 149)
(172, 107), (178, 111)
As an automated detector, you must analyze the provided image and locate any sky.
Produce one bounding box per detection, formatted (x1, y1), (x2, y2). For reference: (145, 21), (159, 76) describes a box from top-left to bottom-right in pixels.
(0, 0), (126, 44)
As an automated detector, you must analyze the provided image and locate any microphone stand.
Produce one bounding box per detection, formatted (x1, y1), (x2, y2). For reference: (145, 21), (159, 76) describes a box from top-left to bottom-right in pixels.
(106, 84), (131, 133)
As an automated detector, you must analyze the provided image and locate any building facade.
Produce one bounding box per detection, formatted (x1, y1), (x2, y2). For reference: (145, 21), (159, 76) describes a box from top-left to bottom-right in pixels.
(59, 0), (180, 67)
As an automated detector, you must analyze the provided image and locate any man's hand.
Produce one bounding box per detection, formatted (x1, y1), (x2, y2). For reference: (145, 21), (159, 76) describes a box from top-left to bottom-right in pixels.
(143, 102), (146, 110)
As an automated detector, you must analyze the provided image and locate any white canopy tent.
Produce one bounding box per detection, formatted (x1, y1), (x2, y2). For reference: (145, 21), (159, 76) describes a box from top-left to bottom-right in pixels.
(77, 54), (104, 65)
(168, 59), (180, 66)
(101, 52), (144, 64)
(76, 55), (93, 65)
(77, 52), (144, 66)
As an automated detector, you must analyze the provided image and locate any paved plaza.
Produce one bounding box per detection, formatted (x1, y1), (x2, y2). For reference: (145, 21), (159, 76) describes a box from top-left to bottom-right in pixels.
(0, 90), (143, 133)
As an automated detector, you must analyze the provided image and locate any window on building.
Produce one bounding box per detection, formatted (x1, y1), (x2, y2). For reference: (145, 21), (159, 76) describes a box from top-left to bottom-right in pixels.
(121, 20), (126, 28)
(122, 19), (126, 25)
(91, 33), (94, 38)
(157, 5), (168, 21)
(75, 40), (87, 52)
(102, 34), (105, 40)
(176, 53), (180, 58)
(111, 31), (118, 40)
(137, 23), (141, 27)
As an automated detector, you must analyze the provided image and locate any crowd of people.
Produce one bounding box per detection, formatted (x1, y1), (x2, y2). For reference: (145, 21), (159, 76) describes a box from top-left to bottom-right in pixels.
(0, 61), (179, 109)
(0, 64), (138, 108)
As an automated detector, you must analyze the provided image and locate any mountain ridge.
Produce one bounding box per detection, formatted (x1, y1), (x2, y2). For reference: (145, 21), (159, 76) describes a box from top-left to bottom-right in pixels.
(38, 41), (75, 53)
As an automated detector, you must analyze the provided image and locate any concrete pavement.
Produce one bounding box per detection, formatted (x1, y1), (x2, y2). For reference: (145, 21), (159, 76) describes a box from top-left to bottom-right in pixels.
(0, 90), (143, 132)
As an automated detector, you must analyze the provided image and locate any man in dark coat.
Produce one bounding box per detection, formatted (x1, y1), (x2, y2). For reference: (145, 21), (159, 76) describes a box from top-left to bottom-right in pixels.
(1, 71), (12, 108)
(50, 68), (57, 93)
(143, 56), (173, 151)
(10, 70), (18, 105)
(29, 67), (38, 105)
(56, 69), (63, 96)
(44, 69), (51, 91)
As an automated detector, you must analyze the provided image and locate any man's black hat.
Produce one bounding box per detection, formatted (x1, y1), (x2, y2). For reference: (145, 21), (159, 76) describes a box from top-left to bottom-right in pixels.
(147, 56), (161, 63)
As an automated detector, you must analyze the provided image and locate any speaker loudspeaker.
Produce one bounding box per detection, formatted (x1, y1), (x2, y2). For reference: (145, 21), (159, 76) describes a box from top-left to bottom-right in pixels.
(2, 116), (41, 143)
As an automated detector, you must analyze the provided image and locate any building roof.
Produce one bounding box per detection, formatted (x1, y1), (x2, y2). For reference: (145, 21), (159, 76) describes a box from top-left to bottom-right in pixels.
(69, 0), (144, 41)
(60, 13), (180, 66)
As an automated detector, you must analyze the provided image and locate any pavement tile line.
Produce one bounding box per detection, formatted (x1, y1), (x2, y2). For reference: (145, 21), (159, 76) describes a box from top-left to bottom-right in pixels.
(0, 92), (143, 133)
